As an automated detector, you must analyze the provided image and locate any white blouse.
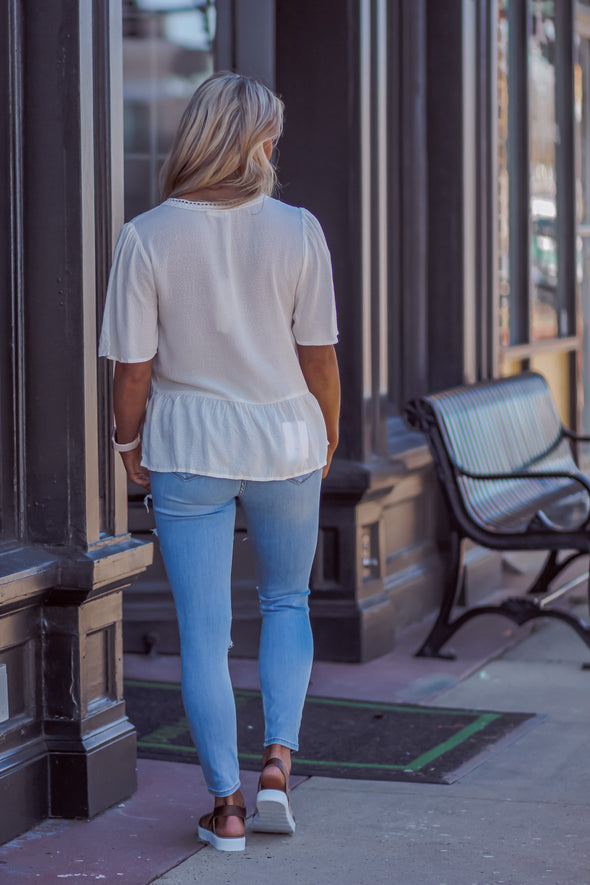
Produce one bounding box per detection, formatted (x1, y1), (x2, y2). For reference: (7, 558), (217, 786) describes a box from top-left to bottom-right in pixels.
(99, 195), (338, 480)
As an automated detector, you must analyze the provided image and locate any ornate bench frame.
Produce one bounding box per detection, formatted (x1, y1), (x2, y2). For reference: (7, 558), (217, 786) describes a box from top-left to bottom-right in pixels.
(404, 373), (590, 658)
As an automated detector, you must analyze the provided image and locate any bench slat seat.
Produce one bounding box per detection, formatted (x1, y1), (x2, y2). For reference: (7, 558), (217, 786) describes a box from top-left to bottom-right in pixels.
(404, 372), (590, 658)
(478, 486), (588, 534)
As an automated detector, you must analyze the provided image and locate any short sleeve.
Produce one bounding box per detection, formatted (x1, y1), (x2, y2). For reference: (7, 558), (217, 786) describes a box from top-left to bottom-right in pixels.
(292, 209), (339, 346)
(98, 223), (158, 363)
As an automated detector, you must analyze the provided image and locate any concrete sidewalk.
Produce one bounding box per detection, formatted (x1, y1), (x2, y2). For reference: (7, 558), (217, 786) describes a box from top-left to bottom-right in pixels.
(1, 590), (589, 884)
(157, 610), (590, 885)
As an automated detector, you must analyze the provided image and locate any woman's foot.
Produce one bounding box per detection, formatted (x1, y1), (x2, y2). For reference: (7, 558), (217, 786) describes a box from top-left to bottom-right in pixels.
(197, 789), (246, 851)
(251, 745), (295, 834)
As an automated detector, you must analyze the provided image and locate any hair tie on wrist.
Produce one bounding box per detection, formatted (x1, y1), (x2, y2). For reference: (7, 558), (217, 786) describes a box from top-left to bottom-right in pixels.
(112, 427), (141, 452)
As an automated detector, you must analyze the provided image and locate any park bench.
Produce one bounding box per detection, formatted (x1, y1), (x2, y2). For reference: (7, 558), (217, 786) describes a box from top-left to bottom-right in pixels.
(403, 371), (590, 658)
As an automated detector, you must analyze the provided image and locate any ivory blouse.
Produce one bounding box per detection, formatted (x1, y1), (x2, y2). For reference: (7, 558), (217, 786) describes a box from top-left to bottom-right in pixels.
(98, 195), (338, 480)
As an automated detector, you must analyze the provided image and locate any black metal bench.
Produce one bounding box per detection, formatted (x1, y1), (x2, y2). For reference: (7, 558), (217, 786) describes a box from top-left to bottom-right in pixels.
(403, 371), (590, 658)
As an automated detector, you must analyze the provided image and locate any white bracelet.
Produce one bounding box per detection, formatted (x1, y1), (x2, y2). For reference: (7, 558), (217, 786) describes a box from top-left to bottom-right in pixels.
(112, 427), (141, 452)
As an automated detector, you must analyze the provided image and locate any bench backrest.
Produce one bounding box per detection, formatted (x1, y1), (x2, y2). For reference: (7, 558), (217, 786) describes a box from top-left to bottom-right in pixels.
(413, 373), (580, 532)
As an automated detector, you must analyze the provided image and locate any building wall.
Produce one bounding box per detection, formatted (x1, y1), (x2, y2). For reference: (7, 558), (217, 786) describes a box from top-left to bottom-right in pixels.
(122, 0), (585, 662)
(0, 0), (152, 845)
(122, 0), (455, 662)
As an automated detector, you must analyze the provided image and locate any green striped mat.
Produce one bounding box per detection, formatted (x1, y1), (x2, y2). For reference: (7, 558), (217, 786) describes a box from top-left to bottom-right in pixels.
(124, 679), (539, 784)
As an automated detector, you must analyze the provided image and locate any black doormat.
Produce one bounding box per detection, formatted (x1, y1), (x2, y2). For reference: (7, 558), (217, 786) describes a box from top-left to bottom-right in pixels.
(124, 679), (540, 785)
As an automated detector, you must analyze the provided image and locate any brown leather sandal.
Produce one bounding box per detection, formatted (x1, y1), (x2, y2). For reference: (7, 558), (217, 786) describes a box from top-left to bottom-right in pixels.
(197, 804), (246, 852)
(250, 756), (295, 834)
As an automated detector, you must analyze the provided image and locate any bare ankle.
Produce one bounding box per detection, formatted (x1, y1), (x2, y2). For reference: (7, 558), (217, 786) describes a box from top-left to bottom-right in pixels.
(215, 788), (244, 807)
(263, 744), (291, 771)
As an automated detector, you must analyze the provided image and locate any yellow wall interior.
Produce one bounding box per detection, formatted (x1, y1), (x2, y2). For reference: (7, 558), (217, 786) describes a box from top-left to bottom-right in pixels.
(529, 352), (571, 426)
(501, 351), (572, 427)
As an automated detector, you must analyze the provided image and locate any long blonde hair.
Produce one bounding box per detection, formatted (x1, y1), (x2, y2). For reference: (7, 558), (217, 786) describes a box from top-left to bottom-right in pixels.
(160, 72), (284, 205)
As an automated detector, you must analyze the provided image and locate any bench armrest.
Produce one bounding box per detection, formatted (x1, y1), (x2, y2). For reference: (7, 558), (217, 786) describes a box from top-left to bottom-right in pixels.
(446, 456), (590, 531)
(562, 428), (590, 444)
(449, 459), (590, 496)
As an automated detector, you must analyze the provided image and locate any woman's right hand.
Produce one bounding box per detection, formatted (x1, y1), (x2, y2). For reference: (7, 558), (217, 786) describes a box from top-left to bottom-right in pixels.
(297, 345), (341, 482)
(323, 438), (338, 478)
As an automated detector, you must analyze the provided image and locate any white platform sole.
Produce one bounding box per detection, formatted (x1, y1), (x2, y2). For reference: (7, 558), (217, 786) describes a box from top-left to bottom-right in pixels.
(197, 824), (245, 852)
(250, 789), (296, 834)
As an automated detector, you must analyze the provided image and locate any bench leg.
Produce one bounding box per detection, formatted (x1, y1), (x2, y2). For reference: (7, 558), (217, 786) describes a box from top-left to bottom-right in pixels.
(417, 553), (590, 657)
(415, 532), (465, 659)
(527, 550), (585, 596)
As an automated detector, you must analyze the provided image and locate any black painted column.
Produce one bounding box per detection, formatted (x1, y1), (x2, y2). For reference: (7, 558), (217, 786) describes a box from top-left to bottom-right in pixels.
(0, 0), (152, 842)
(272, 0), (444, 661)
(276, 0), (366, 462)
(426, 0), (466, 392)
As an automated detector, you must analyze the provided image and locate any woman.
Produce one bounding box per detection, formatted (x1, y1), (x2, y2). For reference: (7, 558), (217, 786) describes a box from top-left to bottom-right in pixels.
(99, 72), (340, 852)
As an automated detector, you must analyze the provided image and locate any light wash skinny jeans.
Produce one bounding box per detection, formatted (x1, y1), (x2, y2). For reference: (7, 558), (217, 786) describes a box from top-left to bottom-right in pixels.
(149, 468), (322, 797)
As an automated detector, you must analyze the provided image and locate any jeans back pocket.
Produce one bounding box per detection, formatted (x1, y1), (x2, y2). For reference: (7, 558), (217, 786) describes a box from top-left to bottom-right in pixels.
(287, 470), (317, 485)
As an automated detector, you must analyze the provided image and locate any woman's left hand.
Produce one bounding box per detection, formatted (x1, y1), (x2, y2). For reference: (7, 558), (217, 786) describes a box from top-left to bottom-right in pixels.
(120, 446), (151, 490)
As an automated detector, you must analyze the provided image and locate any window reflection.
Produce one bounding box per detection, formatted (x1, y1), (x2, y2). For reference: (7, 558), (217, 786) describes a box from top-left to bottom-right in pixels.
(575, 28), (590, 443)
(529, 0), (559, 340)
(123, 0), (216, 220)
(498, 0), (510, 347)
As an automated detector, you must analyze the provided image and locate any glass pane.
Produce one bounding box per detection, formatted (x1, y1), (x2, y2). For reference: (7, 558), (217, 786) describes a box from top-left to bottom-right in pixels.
(575, 29), (590, 446)
(123, 0), (216, 220)
(529, 0), (559, 340)
(124, 156), (153, 221)
(124, 98), (151, 155)
(498, 1), (510, 347)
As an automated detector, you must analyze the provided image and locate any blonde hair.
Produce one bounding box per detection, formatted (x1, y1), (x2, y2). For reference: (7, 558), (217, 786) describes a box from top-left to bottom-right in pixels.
(160, 72), (284, 205)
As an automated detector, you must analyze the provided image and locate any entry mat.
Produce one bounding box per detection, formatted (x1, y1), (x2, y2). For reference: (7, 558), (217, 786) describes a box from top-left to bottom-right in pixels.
(124, 679), (540, 785)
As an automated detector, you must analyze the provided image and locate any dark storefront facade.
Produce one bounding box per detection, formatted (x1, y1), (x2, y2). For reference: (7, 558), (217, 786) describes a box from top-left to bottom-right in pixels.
(121, 0), (590, 662)
(121, 0), (446, 663)
(1, 0), (590, 843)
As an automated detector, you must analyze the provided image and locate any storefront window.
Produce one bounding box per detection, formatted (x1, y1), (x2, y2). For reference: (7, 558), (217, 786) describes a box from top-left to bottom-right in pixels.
(496, 0), (581, 428)
(498, 0), (510, 346)
(575, 11), (590, 440)
(529, 0), (559, 340)
(498, 0), (577, 352)
(123, 0), (216, 220)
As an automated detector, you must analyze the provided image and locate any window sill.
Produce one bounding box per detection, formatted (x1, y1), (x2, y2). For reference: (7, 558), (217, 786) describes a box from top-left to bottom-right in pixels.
(0, 535), (153, 607)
